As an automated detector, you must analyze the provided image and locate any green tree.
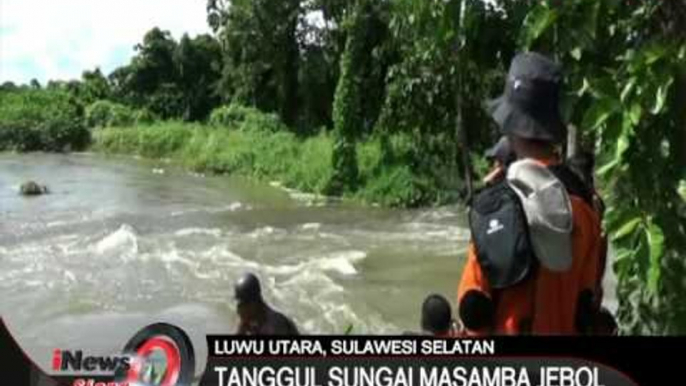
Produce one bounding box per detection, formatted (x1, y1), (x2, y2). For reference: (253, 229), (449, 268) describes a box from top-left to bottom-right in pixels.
(80, 68), (111, 105)
(175, 34), (223, 121)
(327, 0), (386, 194)
(373, 0), (517, 203)
(0, 81), (18, 92)
(519, 0), (686, 334)
(211, 0), (301, 127)
(113, 28), (183, 119)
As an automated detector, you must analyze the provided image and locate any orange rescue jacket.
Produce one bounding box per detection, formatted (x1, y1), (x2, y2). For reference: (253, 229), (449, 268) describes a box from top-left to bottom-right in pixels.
(457, 159), (603, 335)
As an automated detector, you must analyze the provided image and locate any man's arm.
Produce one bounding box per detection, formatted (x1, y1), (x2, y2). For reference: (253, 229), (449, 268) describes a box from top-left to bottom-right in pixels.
(235, 320), (249, 335)
(573, 198), (603, 334)
(457, 242), (494, 334)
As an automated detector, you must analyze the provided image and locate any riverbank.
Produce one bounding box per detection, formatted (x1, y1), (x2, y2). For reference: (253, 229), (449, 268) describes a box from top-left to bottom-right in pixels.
(1, 88), (466, 208)
(91, 121), (461, 207)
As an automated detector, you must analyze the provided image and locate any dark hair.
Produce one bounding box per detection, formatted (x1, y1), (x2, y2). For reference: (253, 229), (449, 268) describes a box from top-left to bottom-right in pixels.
(421, 294), (452, 334)
(524, 137), (556, 148)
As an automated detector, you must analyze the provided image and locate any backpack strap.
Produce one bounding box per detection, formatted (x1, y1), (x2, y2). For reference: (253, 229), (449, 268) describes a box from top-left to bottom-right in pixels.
(547, 164), (595, 207)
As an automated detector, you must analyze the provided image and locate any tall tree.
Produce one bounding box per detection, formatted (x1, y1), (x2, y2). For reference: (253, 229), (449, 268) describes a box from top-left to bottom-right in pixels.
(80, 68), (111, 105)
(210, 0), (301, 127)
(327, 0), (385, 194)
(109, 28), (181, 119)
(176, 34), (223, 121)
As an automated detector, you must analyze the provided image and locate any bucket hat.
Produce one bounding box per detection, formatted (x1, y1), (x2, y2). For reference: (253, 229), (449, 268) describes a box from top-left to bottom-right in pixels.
(487, 52), (566, 143)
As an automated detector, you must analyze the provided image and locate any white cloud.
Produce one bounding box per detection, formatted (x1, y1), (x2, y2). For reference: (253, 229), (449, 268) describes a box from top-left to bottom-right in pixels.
(0, 0), (211, 84)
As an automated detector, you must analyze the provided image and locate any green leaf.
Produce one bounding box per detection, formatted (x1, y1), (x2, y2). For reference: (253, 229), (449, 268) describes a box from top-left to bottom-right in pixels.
(582, 1), (600, 40)
(620, 77), (637, 102)
(634, 232), (650, 275)
(597, 157), (619, 176)
(614, 248), (633, 263)
(581, 97), (619, 131)
(604, 205), (641, 230)
(612, 249), (633, 278)
(644, 44), (668, 65)
(627, 103), (642, 126)
(589, 77), (618, 100)
(612, 217), (641, 241)
(519, 4), (558, 49)
(678, 180), (686, 202)
(651, 77), (673, 115)
(570, 47), (582, 61)
(615, 134), (629, 159)
(645, 221), (665, 293)
(576, 77), (591, 97)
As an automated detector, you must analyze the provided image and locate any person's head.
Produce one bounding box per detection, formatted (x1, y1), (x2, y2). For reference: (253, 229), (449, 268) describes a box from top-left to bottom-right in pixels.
(421, 294), (453, 336)
(487, 52), (566, 158)
(234, 272), (265, 323)
(507, 135), (558, 160)
(485, 136), (516, 169)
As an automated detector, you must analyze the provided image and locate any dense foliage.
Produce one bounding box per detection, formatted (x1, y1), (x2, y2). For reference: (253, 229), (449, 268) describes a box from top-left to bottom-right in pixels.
(85, 100), (156, 128)
(3, 0), (685, 333)
(0, 89), (89, 151)
(209, 104), (288, 133)
(109, 28), (222, 121)
(516, 0), (686, 334)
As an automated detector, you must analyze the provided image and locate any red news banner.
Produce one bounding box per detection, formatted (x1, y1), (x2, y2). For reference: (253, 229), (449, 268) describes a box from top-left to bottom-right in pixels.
(202, 337), (634, 386)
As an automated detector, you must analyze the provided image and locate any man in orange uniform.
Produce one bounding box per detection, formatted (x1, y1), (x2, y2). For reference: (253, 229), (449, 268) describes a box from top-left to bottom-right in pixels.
(457, 52), (603, 335)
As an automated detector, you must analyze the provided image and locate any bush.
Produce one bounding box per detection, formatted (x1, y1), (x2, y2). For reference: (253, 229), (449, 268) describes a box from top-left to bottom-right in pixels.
(356, 135), (434, 207)
(209, 104), (288, 133)
(85, 100), (140, 128)
(0, 89), (90, 151)
(134, 108), (157, 125)
(357, 164), (425, 207)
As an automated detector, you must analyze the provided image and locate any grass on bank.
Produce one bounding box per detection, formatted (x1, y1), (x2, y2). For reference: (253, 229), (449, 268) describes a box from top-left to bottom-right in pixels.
(92, 121), (426, 206)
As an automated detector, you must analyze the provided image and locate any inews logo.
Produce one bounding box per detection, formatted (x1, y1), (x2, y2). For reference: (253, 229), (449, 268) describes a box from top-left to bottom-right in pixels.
(50, 323), (195, 386)
(52, 349), (131, 372)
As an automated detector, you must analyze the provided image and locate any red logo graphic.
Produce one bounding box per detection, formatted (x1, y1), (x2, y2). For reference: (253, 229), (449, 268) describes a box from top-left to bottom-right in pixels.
(50, 323), (194, 386)
(116, 323), (195, 386)
(125, 336), (183, 386)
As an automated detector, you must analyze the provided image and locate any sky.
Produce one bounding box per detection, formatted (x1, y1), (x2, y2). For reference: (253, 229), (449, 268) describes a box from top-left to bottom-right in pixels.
(0, 0), (211, 85)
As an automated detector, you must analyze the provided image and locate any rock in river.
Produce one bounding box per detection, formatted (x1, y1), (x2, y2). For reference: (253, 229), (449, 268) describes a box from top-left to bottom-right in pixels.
(19, 181), (49, 196)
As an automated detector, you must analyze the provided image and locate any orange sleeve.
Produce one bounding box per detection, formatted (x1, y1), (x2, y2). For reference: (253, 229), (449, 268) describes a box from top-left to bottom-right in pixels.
(587, 222), (603, 308)
(457, 242), (491, 303)
(574, 198), (602, 307)
(583, 211), (601, 292)
(457, 242), (493, 336)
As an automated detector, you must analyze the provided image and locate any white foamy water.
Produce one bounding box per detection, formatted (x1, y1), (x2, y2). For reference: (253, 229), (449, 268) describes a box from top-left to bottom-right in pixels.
(175, 227), (223, 237)
(95, 224), (139, 255)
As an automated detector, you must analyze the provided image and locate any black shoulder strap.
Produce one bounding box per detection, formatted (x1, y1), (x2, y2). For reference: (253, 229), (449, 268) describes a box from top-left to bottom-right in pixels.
(547, 164), (594, 207)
